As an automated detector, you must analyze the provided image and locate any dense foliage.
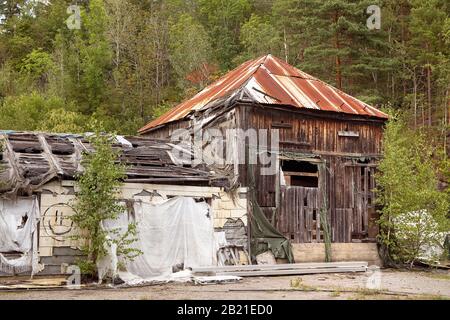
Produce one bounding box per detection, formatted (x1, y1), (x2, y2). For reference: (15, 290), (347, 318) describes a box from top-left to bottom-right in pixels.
(376, 112), (449, 264)
(0, 0), (448, 135)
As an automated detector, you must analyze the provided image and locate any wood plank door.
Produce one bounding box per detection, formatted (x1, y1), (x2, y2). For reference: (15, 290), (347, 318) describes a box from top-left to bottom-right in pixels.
(277, 186), (322, 243)
(343, 164), (377, 241)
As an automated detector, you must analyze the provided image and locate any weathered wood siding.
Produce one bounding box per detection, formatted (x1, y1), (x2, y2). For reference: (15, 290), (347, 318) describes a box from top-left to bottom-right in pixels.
(142, 119), (192, 140)
(238, 104), (384, 155)
(237, 104), (384, 243)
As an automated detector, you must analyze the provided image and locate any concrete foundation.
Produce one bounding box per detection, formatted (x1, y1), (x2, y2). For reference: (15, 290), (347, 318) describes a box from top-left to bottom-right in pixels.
(292, 243), (382, 266)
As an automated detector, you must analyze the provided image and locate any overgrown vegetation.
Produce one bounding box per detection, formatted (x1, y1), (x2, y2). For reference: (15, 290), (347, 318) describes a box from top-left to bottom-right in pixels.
(376, 111), (450, 265)
(71, 130), (141, 276)
(0, 0), (448, 135)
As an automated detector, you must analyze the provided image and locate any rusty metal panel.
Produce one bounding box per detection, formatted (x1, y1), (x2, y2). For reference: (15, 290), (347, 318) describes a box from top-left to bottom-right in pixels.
(139, 54), (388, 133)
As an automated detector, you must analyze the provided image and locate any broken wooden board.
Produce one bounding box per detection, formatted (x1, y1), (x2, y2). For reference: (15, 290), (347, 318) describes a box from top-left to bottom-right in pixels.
(192, 261), (368, 277)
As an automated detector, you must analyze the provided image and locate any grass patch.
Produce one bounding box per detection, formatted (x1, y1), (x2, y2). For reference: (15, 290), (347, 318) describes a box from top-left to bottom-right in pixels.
(422, 273), (450, 281)
(290, 277), (317, 291)
(329, 291), (341, 297)
(409, 294), (449, 300)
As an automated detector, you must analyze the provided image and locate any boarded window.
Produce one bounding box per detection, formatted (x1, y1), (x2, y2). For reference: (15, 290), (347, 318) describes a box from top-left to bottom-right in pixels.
(281, 160), (319, 188)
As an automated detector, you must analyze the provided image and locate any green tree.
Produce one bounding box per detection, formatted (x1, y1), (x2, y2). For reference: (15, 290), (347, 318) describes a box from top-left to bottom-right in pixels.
(169, 14), (213, 92)
(239, 14), (282, 60)
(0, 92), (74, 131)
(76, 0), (112, 114)
(272, 0), (394, 105)
(199, 0), (252, 69)
(38, 108), (86, 134)
(408, 0), (449, 126)
(376, 111), (450, 265)
(19, 49), (53, 89)
(71, 130), (140, 276)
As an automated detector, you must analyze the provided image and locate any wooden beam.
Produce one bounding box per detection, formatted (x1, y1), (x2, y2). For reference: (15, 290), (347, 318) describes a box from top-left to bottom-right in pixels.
(313, 150), (382, 158)
(37, 134), (64, 175)
(271, 122), (293, 129)
(283, 171), (318, 177)
(213, 267), (367, 277)
(0, 134), (25, 184)
(192, 261), (368, 273)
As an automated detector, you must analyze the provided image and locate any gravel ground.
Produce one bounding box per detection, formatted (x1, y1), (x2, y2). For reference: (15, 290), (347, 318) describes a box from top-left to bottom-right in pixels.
(0, 269), (449, 300)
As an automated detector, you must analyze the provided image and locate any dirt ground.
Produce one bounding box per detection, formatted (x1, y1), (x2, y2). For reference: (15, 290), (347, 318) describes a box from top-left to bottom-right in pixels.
(0, 269), (449, 300)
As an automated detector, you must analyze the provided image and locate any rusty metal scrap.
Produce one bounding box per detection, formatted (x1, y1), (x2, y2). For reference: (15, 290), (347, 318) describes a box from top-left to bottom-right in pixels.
(0, 132), (227, 196)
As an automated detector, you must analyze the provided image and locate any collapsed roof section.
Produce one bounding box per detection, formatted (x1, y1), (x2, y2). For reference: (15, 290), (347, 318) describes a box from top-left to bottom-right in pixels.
(0, 132), (227, 196)
(139, 54), (388, 134)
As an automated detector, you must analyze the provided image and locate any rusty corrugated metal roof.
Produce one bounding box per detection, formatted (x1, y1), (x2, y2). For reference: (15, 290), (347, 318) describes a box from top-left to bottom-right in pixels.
(139, 54), (388, 133)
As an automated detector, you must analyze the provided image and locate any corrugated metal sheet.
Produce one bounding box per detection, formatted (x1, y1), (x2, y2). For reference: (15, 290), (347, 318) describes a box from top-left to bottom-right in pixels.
(139, 54), (388, 133)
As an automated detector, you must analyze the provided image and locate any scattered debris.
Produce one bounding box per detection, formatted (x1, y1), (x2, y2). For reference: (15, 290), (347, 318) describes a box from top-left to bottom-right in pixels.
(256, 251), (277, 265)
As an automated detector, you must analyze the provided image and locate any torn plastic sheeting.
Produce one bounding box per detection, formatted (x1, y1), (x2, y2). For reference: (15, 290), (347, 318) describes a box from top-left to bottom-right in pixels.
(117, 269), (241, 287)
(101, 197), (218, 284)
(115, 135), (133, 148)
(0, 197), (41, 275)
(394, 210), (448, 262)
(0, 198), (35, 252)
(250, 192), (295, 263)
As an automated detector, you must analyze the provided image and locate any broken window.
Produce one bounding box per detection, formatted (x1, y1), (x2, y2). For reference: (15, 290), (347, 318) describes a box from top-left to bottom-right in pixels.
(280, 160), (319, 188)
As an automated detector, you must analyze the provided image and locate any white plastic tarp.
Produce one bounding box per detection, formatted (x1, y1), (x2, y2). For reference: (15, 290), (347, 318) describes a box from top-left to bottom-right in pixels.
(101, 197), (217, 284)
(0, 197), (41, 275)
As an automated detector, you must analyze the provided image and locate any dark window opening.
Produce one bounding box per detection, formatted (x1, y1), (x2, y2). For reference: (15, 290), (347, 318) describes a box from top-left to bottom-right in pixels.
(281, 160), (319, 188)
(367, 170), (372, 205)
(357, 158), (370, 164)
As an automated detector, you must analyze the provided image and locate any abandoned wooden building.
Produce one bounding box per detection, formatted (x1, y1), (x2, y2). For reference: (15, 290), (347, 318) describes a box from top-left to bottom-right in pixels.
(0, 132), (248, 276)
(139, 54), (388, 264)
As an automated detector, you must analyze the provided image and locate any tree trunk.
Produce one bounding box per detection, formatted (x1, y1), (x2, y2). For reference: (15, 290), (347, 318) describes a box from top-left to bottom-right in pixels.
(427, 63), (432, 127)
(334, 12), (342, 90)
(283, 27), (288, 63)
(413, 68), (417, 129)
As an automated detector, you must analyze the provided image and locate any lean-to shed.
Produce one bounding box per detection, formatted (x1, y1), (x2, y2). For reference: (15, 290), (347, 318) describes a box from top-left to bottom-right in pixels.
(0, 132), (248, 276)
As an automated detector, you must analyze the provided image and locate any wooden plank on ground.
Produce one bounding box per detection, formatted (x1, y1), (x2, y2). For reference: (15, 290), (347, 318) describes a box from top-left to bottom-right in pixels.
(192, 261), (368, 274)
(214, 266), (367, 277)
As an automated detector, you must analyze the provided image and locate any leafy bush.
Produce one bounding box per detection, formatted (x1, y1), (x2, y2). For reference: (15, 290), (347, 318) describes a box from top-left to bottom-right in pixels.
(376, 111), (450, 265)
(0, 92), (85, 132)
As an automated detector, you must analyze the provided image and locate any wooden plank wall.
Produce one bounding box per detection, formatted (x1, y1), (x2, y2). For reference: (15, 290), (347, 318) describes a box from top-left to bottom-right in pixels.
(242, 105), (384, 155)
(239, 104), (384, 243)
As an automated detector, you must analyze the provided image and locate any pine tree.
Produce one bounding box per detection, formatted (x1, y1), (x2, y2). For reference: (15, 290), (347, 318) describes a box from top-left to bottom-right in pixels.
(273, 0), (392, 100)
(199, 0), (252, 69)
